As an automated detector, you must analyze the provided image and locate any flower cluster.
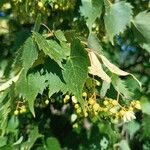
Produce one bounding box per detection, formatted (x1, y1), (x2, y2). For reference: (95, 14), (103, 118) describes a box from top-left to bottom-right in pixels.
(14, 104), (27, 116)
(63, 93), (141, 124)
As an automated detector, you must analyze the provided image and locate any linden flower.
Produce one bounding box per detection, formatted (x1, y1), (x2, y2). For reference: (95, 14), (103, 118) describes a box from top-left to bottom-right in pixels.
(123, 111), (136, 122)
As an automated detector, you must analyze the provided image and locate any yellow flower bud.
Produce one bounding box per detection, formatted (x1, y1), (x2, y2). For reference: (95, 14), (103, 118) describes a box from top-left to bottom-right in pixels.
(135, 103), (141, 110)
(103, 100), (109, 105)
(65, 95), (70, 100)
(111, 100), (118, 106)
(93, 103), (100, 111)
(88, 98), (95, 105)
(76, 108), (82, 114)
(103, 107), (108, 112)
(45, 99), (49, 105)
(128, 107), (134, 111)
(82, 92), (87, 97)
(54, 4), (59, 9)
(119, 109), (125, 116)
(74, 104), (79, 109)
(84, 112), (88, 117)
(14, 110), (19, 115)
(20, 108), (26, 114)
(72, 123), (78, 128)
(38, 2), (43, 8)
(71, 96), (78, 104)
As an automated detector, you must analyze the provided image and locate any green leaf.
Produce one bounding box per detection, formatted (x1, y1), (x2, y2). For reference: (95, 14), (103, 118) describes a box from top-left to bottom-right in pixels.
(100, 81), (110, 98)
(0, 137), (7, 147)
(22, 37), (38, 72)
(133, 11), (150, 44)
(104, 1), (133, 44)
(54, 30), (67, 42)
(21, 126), (43, 149)
(16, 69), (47, 116)
(143, 115), (150, 137)
(80, 0), (103, 31)
(0, 91), (11, 130)
(112, 75), (132, 99)
(62, 38), (90, 105)
(6, 116), (19, 133)
(140, 43), (150, 53)
(33, 14), (41, 32)
(44, 59), (66, 97)
(32, 32), (65, 67)
(140, 96), (150, 115)
(46, 137), (61, 150)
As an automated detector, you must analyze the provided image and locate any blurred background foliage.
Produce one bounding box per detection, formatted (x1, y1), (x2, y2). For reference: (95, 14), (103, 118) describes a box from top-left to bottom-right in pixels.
(0, 0), (150, 149)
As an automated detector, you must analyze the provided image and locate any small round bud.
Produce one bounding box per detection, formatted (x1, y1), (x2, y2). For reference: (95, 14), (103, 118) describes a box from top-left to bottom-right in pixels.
(71, 96), (78, 104)
(20, 108), (26, 114)
(38, 2), (43, 8)
(103, 107), (108, 112)
(45, 99), (49, 105)
(82, 92), (87, 97)
(65, 95), (70, 100)
(88, 98), (95, 105)
(74, 104), (79, 109)
(84, 112), (88, 117)
(54, 4), (59, 9)
(111, 100), (118, 106)
(72, 123), (78, 128)
(103, 100), (109, 105)
(93, 103), (100, 111)
(119, 109), (125, 116)
(14, 110), (19, 116)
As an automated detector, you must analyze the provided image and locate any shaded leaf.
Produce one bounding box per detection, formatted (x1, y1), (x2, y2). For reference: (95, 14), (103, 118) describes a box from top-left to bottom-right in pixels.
(16, 69), (47, 116)
(21, 126), (43, 149)
(62, 39), (90, 105)
(22, 37), (38, 72)
(44, 59), (67, 97)
(143, 115), (150, 138)
(80, 0), (103, 31)
(133, 11), (150, 43)
(33, 32), (64, 67)
(33, 14), (41, 32)
(46, 137), (61, 150)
